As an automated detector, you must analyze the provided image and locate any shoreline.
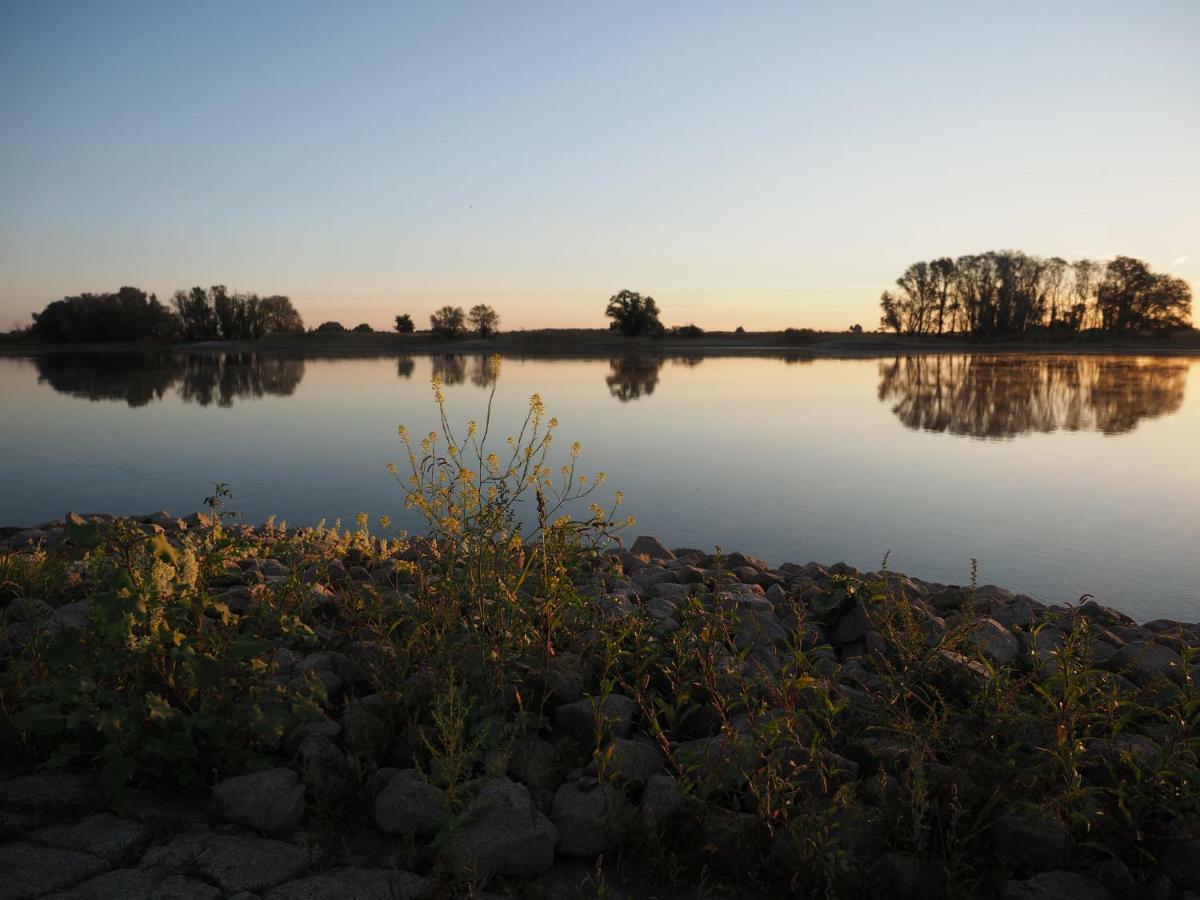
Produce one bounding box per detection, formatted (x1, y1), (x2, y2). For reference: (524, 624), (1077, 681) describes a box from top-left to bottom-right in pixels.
(2, 513), (1197, 897)
(3, 327), (1200, 359)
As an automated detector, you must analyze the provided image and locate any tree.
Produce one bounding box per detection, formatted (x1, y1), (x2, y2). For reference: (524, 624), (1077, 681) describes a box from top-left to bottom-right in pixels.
(1097, 257), (1192, 333)
(879, 292), (902, 334)
(258, 295), (304, 334)
(353, 323), (373, 333)
(172, 287), (219, 341)
(315, 321), (346, 333)
(33, 287), (179, 343)
(605, 290), (663, 337)
(467, 304), (500, 338)
(430, 306), (466, 339)
(394, 314), (415, 334)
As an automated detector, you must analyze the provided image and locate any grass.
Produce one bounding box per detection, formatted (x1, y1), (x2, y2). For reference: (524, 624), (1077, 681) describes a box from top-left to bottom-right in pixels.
(1, 360), (1197, 897)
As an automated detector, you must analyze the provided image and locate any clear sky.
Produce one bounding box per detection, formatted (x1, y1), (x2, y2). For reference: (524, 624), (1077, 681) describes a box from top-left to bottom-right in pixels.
(1, 1), (1197, 332)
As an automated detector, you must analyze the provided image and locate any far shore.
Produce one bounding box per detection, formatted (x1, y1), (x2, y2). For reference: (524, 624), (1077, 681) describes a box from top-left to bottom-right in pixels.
(2, 327), (1200, 359)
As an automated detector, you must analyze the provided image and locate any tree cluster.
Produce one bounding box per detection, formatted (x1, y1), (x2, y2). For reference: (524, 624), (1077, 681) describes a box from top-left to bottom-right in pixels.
(605, 290), (664, 336)
(30, 287), (178, 343)
(172, 286), (305, 341)
(879, 252), (1191, 338)
(429, 304), (500, 339)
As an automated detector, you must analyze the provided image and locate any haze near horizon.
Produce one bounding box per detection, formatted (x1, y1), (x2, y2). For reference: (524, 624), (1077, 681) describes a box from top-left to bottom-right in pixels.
(1, 1), (1197, 332)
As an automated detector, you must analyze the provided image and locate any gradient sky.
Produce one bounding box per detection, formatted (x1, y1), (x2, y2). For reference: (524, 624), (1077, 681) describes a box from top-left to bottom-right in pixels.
(2, 1), (1197, 332)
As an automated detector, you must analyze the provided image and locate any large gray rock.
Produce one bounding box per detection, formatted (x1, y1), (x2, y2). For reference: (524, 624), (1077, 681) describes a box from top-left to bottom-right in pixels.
(550, 782), (634, 858)
(447, 777), (557, 880)
(141, 832), (310, 895)
(641, 773), (685, 829)
(291, 735), (353, 804)
(630, 536), (675, 561)
(264, 868), (433, 900)
(0, 770), (105, 832)
(211, 768), (306, 835)
(1160, 838), (1200, 892)
(967, 618), (1021, 667)
(507, 738), (562, 791)
(373, 769), (448, 838)
(1106, 641), (1184, 684)
(594, 738), (664, 785)
(43, 868), (221, 900)
(29, 813), (151, 865)
(991, 806), (1072, 874)
(0, 842), (110, 900)
(1001, 870), (1114, 900)
(553, 693), (636, 744)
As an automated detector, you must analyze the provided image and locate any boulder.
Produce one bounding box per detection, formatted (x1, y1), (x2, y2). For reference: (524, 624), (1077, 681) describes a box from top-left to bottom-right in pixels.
(1160, 838), (1200, 892)
(553, 693), (636, 744)
(29, 812), (151, 865)
(967, 618), (1020, 667)
(0, 770), (105, 833)
(373, 769), (449, 838)
(291, 735), (354, 804)
(42, 868), (221, 900)
(991, 806), (1072, 874)
(629, 536), (675, 561)
(1001, 870), (1114, 900)
(507, 738), (562, 791)
(0, 841), (110, 899)
(211, 768), (306, 835)
(141, 832), (310, 895)
(595, 738), (664, 785)
(641, 773), (684, 829)
(263, 868), (433, 900)
(447, 777), (557, 880)
(550, 782), (634, 858)
(1106, 641), (1183, 684)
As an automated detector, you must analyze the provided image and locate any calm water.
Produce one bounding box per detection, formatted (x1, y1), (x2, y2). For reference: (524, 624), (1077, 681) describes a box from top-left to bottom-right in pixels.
(2, 351), (1198, 621)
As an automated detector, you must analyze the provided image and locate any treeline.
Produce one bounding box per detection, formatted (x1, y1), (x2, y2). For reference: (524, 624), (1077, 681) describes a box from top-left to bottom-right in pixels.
(879, 252), (1192, 338)
(27, 286), (304, 343)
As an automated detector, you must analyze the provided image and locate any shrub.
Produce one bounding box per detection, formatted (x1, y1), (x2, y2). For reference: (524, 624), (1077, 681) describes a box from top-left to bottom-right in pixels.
(430, 306), (466, 339)
(606, 290), (664, 337)
(394, 314), (415, 334)
(315, 321), (347, 333)
(352, 323), (373, 333)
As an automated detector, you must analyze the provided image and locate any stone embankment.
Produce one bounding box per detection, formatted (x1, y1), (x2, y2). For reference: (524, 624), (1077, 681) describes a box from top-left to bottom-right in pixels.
(0, 516), (1197, 899)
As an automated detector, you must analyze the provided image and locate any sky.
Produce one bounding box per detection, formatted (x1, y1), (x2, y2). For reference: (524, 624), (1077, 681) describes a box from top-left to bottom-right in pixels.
(1, 1), (1197, 332)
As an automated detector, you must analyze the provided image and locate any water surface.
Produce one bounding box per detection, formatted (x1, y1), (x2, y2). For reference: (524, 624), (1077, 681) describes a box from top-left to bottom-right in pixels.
(2, 351), (1197, 620)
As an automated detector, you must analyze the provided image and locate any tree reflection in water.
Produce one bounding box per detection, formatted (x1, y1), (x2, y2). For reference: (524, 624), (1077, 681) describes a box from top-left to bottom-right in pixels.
(606, 356), (665, 402)
(34, 352), (305, 408)
(877, 355), (1188, 438)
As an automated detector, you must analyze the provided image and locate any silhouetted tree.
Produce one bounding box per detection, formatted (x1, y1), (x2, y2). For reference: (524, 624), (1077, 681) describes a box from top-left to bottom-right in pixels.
(31, 288), (179, 343)
(315, 321), (347, 333)
(1097, 256), (1192, 333)
(394, 314), (415, 334)
(172, 288), (219, 341)
(353, 323), (373, 333)
(669, 323), (704, 338)
(468, 304), (499, 338)
(258, 295), (304, 334)
(430, 306), (466, 339)
(605, 290), (664, 337)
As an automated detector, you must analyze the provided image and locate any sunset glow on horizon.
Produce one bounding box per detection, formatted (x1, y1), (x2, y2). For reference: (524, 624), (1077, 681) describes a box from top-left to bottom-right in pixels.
(2, 1), (1197, 332)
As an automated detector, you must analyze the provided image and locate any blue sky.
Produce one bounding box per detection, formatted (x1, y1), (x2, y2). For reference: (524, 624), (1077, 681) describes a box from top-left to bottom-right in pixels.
(2, 1), (1197, 330)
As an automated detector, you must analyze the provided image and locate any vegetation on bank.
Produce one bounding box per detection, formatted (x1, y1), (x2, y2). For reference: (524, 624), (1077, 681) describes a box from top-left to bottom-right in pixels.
(0, 370), (1196, 897)
(880, 252), (1193, 339)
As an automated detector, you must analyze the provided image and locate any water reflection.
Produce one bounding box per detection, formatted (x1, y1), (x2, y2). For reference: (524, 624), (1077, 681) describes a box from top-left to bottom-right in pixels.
(34, 353), (305, 408)
(606, 356), (664, 402)
(877, 355), (1188, 438)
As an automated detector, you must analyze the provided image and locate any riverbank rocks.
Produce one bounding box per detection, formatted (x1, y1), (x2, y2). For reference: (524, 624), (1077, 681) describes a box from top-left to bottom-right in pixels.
(968, 617), (1022, 667)
(211, 768), (306, 835)
(141, 832), (310, 895)
(1106, 640), (1184, 684)
(373, 769), (449, 837)
(1001, 870), (1114, 900)
(447, 777), (557, 879)
(552, 693), (636, 743)
(550, 781), (635, 857)
(263, 868), (433, 900)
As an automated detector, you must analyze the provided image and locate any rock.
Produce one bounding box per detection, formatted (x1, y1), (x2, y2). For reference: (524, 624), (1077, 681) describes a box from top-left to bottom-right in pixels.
(866, 851), (946, 900)
(263, 868), (433, 900)
(341, 696), (394, 763)
(211, 768), (306, 835)
(967, 618), (1021, 667)
(141, 832), (310, 895)
(507, 738), (561, 791)
(550, 782), (634, 858)
(42, 868), (221, 900)
(830, 604), (871, 645)
(29, 813), (151, 865)
(629, 536), (675, 561)
(0, 770), (105, 832)
(553, 693), (636, 744)
(641, 773), (684, 829)
(1161, 838), (1200, 892)
(675, 734), (751, 791)
(447, 777), (557, 880)
(595, 738), (664, 785)
(545, 652), (588, 703)
(1106, 640), (1183, 684)
(991, 806), (1072, 874)
(291, 735), (353, 804)
(0, 841), (110, 899)
(283, 717), (341, 757)
(373, 769), (449, 838)
(1001, 870), (1114, 899)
